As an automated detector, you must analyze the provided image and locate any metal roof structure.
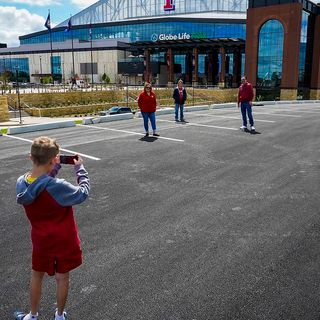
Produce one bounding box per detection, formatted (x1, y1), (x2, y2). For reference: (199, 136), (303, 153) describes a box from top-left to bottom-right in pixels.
(57, 0), (248, 27)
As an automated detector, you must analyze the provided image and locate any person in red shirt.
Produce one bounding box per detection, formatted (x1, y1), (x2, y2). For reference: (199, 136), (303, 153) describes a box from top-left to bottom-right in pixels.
(15, 137), (90, 320)
(137, 83), (160, 137)
(238, 76), (255, 131)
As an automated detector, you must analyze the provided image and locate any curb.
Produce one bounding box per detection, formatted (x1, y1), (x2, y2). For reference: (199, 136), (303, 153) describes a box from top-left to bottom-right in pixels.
(211, 103), (236, 109)
(83, 113), (134, 124)
(7, 120), (76, 135)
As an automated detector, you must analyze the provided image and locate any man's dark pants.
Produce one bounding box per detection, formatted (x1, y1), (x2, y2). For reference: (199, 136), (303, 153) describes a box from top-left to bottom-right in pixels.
(240, 101), (254, 127)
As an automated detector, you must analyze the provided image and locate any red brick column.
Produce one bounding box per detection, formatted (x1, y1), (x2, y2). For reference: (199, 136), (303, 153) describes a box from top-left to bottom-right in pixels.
(167, 48), (174, 85)
(219, 47), (226, 88)
(144, 49), (151, 83)
(245, 3), (303, 99)
(192, 47), (199, 85)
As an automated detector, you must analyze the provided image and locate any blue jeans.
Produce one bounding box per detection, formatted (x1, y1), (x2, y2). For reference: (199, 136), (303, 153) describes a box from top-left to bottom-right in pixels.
(240, 101), (254, 127)
(141, 112), (156, 133)
(175, 104), (184, 120)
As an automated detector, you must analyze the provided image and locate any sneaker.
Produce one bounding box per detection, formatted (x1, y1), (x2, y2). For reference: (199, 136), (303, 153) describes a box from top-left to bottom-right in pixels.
(240, 126), (247, 130)
(153, 133), (160, 137)
(14, 312), (38, 320)
(54, 310), (67, 320)
(180, 119), (186, 122)
(175, 119), (179, 122)
(251, 126), (255, 131)
(144, 132), (149, 137)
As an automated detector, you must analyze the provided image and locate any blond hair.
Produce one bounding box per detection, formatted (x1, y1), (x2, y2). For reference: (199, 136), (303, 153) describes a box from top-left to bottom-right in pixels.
(144, 82), (152, 89)
(31, 136), (60, 165)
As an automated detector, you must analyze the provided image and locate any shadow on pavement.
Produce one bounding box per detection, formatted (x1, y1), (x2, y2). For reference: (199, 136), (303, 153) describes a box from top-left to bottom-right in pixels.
(139, 136), (158, 142)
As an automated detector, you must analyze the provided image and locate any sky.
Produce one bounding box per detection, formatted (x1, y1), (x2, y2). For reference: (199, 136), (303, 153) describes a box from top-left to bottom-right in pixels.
(0, 0), (98, 47)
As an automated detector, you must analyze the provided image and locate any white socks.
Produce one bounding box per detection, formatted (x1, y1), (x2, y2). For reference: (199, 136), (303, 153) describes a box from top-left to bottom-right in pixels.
(24, 313), (38, 320)
(55, 311), (66, 320)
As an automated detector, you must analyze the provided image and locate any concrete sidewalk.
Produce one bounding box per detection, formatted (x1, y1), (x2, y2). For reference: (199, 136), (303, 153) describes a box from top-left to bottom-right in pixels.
(0, 116), (83, 134)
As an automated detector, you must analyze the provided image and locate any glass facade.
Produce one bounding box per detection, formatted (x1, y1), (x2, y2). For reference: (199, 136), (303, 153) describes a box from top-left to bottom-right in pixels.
(56, 0), (248, 27)
(51, 56), (62, 75)
(0, 57), (30, 81)
(298, 11), (309, 86)
(257, 19), (284, 88)
(21, 21), (246, 45)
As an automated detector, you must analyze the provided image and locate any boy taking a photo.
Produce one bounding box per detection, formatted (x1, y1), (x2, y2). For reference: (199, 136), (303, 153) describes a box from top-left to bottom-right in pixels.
(15, 136), (90, 320)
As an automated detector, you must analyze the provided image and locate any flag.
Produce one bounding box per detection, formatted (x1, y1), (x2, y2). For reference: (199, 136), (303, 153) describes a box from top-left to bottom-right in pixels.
(65, 18), (72, 32)
(44, 12), (51, 30)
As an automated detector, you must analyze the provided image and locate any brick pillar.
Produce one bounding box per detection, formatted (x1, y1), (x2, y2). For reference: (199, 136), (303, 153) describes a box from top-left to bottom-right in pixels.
(219, 47), (226, 88)
(207, 50), (213, 85)
(0, 96), (9, 122)
(310, 15), (320, 99)
(192, 47), (199, 86)
(143, 49), (151, 83)
(167, 48), (174, 85)
(245, 3), (303, 100)
(232, 50), (241, 88)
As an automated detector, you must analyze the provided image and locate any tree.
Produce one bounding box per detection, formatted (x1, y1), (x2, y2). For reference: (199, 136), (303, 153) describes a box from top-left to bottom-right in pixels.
(101, 73), (110, 85)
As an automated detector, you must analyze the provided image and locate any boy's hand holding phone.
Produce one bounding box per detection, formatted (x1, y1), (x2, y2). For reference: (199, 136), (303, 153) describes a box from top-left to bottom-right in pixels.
(73, 155), (83, 166)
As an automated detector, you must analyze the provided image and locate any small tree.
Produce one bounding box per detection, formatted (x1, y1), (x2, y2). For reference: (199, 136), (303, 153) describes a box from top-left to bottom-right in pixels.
(101, 73), (110, 85)
(42, 76), (53, 84)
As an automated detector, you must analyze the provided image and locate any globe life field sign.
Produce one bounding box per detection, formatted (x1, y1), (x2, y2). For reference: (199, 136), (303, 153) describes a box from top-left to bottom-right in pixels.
(152, 32), (207, 42)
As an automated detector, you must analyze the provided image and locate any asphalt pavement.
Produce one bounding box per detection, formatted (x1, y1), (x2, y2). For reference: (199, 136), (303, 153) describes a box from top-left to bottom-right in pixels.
(1, 103), (320, 320)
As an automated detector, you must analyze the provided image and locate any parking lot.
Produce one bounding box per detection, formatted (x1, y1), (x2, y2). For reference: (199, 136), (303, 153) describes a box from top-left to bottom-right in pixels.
(1, 102), (320, 320)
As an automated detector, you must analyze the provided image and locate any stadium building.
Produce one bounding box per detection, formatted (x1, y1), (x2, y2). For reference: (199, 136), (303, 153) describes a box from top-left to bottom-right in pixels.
(0, 0), (320, 100)
(0, 0), (248, 87)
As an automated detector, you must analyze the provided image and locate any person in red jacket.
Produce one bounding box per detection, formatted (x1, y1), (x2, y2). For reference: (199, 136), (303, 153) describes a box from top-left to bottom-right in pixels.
(238, 76), (255, 131)
(14, 136), (90, 320)
(137, 83), (160, 137)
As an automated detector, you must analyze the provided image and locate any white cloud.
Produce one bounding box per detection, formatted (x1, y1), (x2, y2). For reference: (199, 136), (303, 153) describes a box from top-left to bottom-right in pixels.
(0, 7), (45, 47)
(71, 0), (98, 9)
(2, 0), (61, 6)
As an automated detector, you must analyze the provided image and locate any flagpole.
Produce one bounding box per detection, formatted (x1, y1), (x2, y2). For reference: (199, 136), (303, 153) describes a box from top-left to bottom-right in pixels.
(70, 16), (75, 77)
(48, 10), (54, 83)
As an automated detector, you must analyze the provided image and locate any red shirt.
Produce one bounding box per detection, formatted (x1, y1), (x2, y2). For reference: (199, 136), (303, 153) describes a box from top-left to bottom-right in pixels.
(238, 82), (254, 103)
(138, 90), (157, 113)
(179, 89), (184, 104)
(24, 190), (81, 258)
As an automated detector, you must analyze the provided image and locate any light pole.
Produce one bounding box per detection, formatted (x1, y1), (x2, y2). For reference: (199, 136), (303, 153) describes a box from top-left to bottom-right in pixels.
(15, 66), (22, 124)
(39, 55), (43, 84)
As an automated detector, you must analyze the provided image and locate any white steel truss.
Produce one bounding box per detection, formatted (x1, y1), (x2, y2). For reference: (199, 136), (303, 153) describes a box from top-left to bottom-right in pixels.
(57, 0), (248, 27)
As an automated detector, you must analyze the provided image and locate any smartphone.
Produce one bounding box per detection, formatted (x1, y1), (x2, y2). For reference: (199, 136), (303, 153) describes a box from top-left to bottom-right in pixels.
(60, 154), (78, 165)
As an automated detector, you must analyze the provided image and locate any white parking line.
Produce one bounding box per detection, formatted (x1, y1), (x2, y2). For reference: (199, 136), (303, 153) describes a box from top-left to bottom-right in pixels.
(189, 113), (276, 123)
(157, 119), (238, 131)
(253, 112), (302, 118)
(78, 124), (185, 143)
(259, 109), (320, 114)
(2, 134), (101, 161)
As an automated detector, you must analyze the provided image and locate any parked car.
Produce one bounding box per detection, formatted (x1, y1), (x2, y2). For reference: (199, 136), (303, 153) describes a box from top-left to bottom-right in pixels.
(99, 106), (133, 116)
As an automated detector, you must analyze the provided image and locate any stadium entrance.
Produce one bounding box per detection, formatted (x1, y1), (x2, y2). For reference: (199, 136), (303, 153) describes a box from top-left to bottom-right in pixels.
(119, 38), (245, 87)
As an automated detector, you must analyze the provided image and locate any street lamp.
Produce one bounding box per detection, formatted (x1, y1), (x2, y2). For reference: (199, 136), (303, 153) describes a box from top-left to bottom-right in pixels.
(15, 66), (22, 125)
(39, 55), (43, 84)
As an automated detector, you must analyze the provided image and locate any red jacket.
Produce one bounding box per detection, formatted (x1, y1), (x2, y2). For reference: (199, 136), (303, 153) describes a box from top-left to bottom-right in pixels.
(138, 90), (157, 113)
(238, 82), (254, 103)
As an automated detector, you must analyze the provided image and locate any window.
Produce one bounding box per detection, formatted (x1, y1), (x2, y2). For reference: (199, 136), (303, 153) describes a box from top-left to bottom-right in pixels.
(257, 19), (284, 88)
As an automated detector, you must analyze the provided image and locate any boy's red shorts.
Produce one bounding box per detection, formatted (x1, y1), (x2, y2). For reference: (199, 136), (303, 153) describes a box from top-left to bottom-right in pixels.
(32, 251), (82, 276)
